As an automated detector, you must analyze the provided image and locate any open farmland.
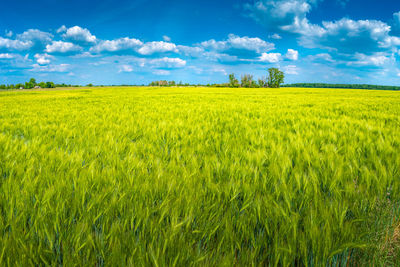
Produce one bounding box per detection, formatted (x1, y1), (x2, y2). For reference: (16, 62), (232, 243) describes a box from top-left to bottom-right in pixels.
(0, 86), (400, 265)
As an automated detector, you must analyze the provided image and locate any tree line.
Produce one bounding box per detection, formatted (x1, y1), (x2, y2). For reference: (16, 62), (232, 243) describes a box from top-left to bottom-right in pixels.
(149, 68), (285, 88)
(226, 68), (284, 88)
(282, 83), (400, 91)
(0, 78), (80, 90)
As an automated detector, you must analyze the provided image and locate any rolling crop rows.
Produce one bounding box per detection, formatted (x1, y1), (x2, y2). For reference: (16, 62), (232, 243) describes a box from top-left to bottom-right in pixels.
(0, 87), (400, 265)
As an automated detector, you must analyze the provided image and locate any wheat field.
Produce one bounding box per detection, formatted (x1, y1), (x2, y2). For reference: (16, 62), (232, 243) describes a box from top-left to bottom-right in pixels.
(0, 86), (399, 265)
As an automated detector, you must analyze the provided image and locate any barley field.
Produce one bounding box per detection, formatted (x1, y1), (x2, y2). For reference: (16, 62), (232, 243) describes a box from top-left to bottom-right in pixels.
(0, 86), (399, 265)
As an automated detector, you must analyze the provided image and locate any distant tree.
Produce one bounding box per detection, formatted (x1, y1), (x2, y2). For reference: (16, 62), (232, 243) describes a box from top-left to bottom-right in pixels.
(87, 83), (93, 87)
(46, 82), (55, 88)
(168, 81), (176, 86)
(29, 78), (37, 86)
(25, 81), (34, 89)
(257, 76), (266, 88)
(15, 83), (24, 89)
(267, 68), (284, 88)
(159, 80), (168, 86)
(38, 82), (46, 88)
(228, 74), (239, 87)
(241, 74), (253, 88)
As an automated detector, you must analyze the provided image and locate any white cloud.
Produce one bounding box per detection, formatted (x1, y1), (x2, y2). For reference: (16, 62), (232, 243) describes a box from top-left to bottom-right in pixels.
(227, 34), (275, 53)
(90, 37), (143, 53)
(259, 52), (282, 63)
(149, 57), (186, 68)
(284, 65), (300, 75)
(5, 30), (13, 38)
(245, 0), (317, 33)
(348, 52), (389, 66)
(200, 39), (227, 50)
(163, 35), (171, 42)
(269, 33), (282, 39)
(177, 45), (205, 57)
(0, 53), (14, 59)
(210, 67), (227, 75)
(70, 52), (100, 58)
(62, 26), (97, 44)
(0, 37), (32, 51)
(202, 51), (238, 62)
(45, 41), (82, 53)
(57, 25), (67, 33)
(283, 65), (299, 75)
(285, 49), (298, 60)
(118, 64), (134, 73)
(138, 41), (178, 55)
(246, 0), (400, 56)
(307, 53), (335, 62)
(16, 29), (53, 45)
(34, 53), (54, 65)
(31, 63), (70, 72)
(200, 34), (274, 53)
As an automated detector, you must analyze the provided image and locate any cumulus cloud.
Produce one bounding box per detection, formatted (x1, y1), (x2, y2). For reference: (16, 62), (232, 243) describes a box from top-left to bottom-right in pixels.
(118, 64), (134, 73)
(138, 41), (178, 55)
(16, 29), (53, 45)
(5, 30), (13, 38)
(0, 53), (15, 59)
(34, 53), (54, 65)
(228, 34), (275, 53)
(259, 52), (282, 62)
(200, 39), (228, 50)
(246, 0), (400, 59)
(283, 65), (299, 74)
(31, 63), (70, 72)
(149, 57), (186, 68)
(348, 52), (390, 67)
(200, 34), (274, 54)
(0, 37), (32, 51)
(62, 26), (97, 44)
(90, 37), (143, 53)
(57, 25), (67, 33)
(45, 41), (82, 53)
(163, 35), (171, 42)
(285, 49), (298, 60)
(177, 45), (205, 57)
(245, 0), (319, 35)
(269, 33), (282, 39)
(202, 51), (239, 62)
(299, 18), (394, 53)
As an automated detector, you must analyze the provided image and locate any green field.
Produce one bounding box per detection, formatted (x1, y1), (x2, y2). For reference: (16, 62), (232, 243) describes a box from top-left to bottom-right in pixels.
(1, 86), (400, 265)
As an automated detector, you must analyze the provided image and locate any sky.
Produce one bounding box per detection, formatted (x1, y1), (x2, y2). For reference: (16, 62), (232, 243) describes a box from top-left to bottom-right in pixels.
(1, 0), (400, 85)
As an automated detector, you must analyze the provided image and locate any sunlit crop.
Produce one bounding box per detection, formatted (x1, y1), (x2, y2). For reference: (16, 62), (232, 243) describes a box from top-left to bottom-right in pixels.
(0, 86), (399, 265)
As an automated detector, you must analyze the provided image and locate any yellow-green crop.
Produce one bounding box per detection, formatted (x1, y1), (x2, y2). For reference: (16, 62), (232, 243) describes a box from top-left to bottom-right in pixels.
(0, 86), (399, 266)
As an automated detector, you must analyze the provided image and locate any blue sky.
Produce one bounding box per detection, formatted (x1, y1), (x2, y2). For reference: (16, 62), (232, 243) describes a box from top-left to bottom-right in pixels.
(1, 0), (400, 85)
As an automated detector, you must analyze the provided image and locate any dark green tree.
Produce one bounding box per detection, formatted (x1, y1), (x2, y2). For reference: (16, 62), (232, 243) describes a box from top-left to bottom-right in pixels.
(267, 68), (284, 88)
(46, 81), (55, 88)
(29, 78), (37, 86)
(228, 74), (239, 87)
(241, 74), (253, 88)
